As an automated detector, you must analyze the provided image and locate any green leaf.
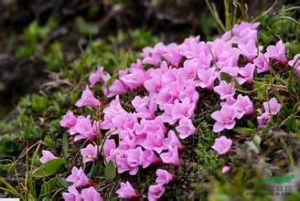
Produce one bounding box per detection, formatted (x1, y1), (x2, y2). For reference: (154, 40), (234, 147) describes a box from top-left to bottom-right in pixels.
(40, 177), (63, 197)
(220, 72), (233, 83)
(234, 127), (256, 136)
(105, 161), (116, 181)
(0, 163), (16, 174)
(253, 81), (267, 100)
(245, 141), (259, 154)
(0, 176), (19, 197)
(62, 133), (68, 159)
(253, 135), (262, 147)
(287, 70), (296, 94)
(33, 158), (65, 178)
(76, 17), (99, 36)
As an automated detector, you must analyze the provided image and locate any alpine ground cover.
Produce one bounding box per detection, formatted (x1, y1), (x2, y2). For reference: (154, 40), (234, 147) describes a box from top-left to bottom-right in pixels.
(0, 1), (300, 201)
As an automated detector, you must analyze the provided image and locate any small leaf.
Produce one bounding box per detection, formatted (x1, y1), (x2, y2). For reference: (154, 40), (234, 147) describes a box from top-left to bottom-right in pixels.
(62, 133), (68, 159)
(40, 177), (62, 197)
(220, 72), (233, 83)
(245, 141), (260, 154)
(33, 158), (65, 178)
(253, 135), (262, 147)
(105, 161), (116, 181)
(234, 127), (256, 136)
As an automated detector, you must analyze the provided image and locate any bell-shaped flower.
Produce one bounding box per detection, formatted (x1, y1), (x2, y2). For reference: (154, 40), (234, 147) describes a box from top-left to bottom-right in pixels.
(155, 169), (173, 185)
(175, 117), (196, 139)
(253, 54), (269, 73)
(214, 81), (235, 100)
(81, 187), (103, 201)
(222, 165), (231, 174)
(266, 40), (287, 63)
(40, 150), (57, 164)
(211, 105), (237, 132)
(212, 136), (232, 155)
(62, 186), (81, 201)
(257, 112), (271, 127)
(197, 67), (217, 89)
(288, 54), (300, 78)
(60, 111), (77, 129)
(263, 97), (281, 116)
(148, 184), (165, 201)
(232, 95), (254, 119)
(160, 147), (180, 166)
(116, 181), (138, 199)
(66, 166), (90, 187)
(80, 144), (98, 163)
(237, 63), (255, 85)
(76, 86), (100, 107)
(238, 39), (258, 61)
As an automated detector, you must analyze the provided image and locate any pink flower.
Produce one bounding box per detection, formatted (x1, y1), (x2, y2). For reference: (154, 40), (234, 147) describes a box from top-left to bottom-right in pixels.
(237, 63), (255, 85)
(107, 80), (128, 97)
(140, 149), (160, 168)
(197, 67), (217, 89)
(119, 68), (146, 91)
(103, 139), (116, 161)
(266, 40), (287, 63)
(148, 184), (165, 201)
(160, 147), (180, 166)
(170, 98), (196, 122)
(126, 147), (143, 175)
(89, 67), (105, 87)
(80, 144), (98, 163)
(288, 54), (300, 77)
(66, 166), (90, 187)
(162, 43), (182, 67)
(164, 130), (183, 150)
(63, 186), (81, 201)
(211, 105), (237, 132)
(232, 95), (254, 119)
(60, 111), (77, 129)
(214, 81), (235, 100)
(257, 112), (271, 127)
(182, 59), (199, 80)
(179, 36), (201, 59)
(253, 54), (269, 73)
(238, 39), (258, 61)
(142, 128), (165, 154)
(132, 96), (157, 119)
(155, 169), (173, 185)
(175, 117), (196, 139)
(81, 187), (103, 201)
(144, 74), (162, 95)
(232, 22), (259, 36)
(263, 97), (281, 115)
(116, 181), (138, 199)
(212, 136), (232, 155)
(222, 165), (231, 174)
(71, 116), (97, 141)
(40, 150), (57, 164)
(141, 43), (163, 66)
(76, 86), (100, 107)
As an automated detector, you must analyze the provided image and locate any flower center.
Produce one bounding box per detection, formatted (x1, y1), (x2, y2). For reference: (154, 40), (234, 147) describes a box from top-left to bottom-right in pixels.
(224, 118), (230, 124)
(87, 155), (96, 159)
(189, 72), (195, 79)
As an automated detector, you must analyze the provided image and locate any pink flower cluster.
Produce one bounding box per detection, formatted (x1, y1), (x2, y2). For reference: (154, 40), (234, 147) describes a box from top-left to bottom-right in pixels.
(257, 97), (281, 127)
(56, 21), (297, 200)
(63, 167), (103, 201)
